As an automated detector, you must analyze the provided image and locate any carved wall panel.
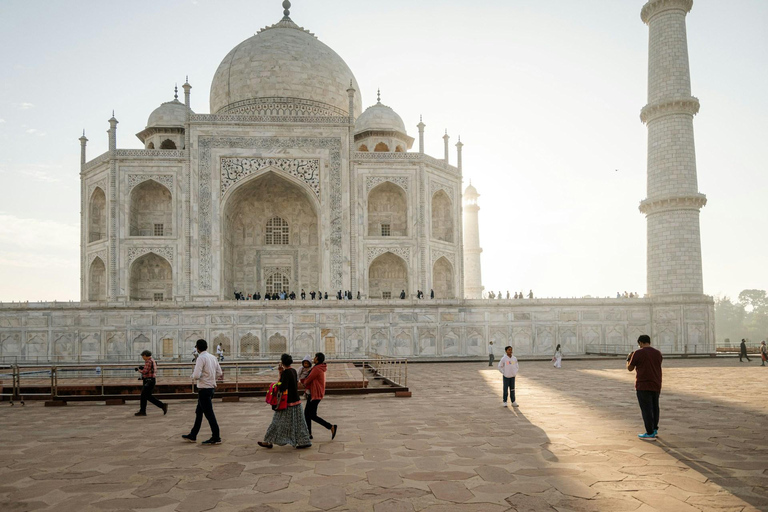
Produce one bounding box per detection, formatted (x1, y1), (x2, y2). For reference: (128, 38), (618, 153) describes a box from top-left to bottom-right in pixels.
(221, 158), (320, 198)
(367, 181), (407, 237)
(368, 252), (408, 299)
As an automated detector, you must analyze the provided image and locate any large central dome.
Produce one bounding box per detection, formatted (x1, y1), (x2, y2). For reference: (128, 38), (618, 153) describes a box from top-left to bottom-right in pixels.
(209, 17), (362, 118)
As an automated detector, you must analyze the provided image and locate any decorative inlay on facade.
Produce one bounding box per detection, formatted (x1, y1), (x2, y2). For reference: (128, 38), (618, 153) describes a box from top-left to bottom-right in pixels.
(87, 178), (107, 199)
(220, 157), (320, 198)
(89, 249), (107, 266)
(641, 0), (693, 23)
(365, 176), (409, 193)
(431, 249), (455, 268)
(198, 136), (342, 291)
(190, 113), (349, 125)
(127, 174), (174, 193)
(639, 194), (707, 215)
(429, 181), (455, 202)
(640, 97), (700, 124)
(127, 246), (175, 266)
(352, 152), (459, 174)
(218, 97), (349, 118)
(264, 267), (292, 279)
(366, 246), (412, 266)
(115, 149), (186, 159)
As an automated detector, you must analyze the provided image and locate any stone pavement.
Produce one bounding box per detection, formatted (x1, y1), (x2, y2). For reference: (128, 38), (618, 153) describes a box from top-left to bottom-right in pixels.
(1, 358), (766, 511)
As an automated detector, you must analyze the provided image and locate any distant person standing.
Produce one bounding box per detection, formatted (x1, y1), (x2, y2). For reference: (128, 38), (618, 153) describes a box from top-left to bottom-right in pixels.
(739, 339), (751, 362)
(528, 290), (534, 299)
(760, 341), (767, 367)
(182, 339), (223, 445)
(497, 346), (519, 407)
(552, 344), (562, 369)
(430, 289), (434, 299)
(627, 334), (663, 441)
(134, 350), (168, 417)
(488, 341), (495, 367)
(216, 343), (224, 361)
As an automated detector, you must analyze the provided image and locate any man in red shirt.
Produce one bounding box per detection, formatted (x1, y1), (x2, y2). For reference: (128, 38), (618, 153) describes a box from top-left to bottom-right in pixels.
(627, 334), (662, 441)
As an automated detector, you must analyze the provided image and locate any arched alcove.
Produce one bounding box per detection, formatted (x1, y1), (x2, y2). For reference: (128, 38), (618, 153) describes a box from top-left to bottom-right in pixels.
(129, 180), (172, 236)
(433, 257), (455, 299)
(240, 333), (260, 356)
(88, 257), (107, 301)
(222, 171), (319, 299)
(88, 187), (107, 243)
(374, 142), (389, 152)
(146, 142), (155, 149)
(129, 252), (172, 301)
(431, 190), (453, 242)
(268, 332), (287, 354)
(395, 145), (404, 153)
(358, 144), (369, 152)
(367, 181), (407, 237)
(369, 252), (408, 299)
(160, 139), (177, 149)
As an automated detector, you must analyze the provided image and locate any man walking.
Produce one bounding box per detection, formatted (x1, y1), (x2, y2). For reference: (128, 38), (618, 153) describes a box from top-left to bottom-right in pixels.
(134, 350), (168, 416)
(497, 346), (519, 407)
(488, 341), (495, 367)
(739, 339), (751, 362)
(182, 339), (223, 445)
(627, 334), (663, 441)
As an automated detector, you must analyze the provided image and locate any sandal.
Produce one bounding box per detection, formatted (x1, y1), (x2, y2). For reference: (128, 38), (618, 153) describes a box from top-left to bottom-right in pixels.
(257, 441), (273, 449)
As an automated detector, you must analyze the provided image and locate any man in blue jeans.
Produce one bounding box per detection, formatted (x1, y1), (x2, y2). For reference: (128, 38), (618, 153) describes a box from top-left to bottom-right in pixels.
(182, 339), (223, 445)
(497, 345), (519, 407)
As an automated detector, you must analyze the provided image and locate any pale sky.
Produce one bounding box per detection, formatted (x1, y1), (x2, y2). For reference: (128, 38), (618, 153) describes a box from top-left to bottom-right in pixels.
(0, 0), (766, 302)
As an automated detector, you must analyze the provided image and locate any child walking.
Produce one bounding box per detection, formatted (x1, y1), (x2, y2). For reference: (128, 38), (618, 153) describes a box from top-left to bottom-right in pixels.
(298, 356), (313, 400)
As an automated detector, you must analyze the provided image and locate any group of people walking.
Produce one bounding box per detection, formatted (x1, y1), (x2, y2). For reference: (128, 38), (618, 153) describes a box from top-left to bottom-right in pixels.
(135, 338), (337, 449)
(739, 338), (768, 366)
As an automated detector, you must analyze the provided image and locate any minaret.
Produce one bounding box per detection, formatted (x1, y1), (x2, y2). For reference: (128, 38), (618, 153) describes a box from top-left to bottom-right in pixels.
(639, 0), (706, 296)
(182, 77), (192, 108)
(463, 182), (483, 299)
(417, 116), (425, 154)
(107, 111), (118, 152)
(79, 130), (88, 166)
(455, 136), (463, 174)
(443, 130), (450, 168)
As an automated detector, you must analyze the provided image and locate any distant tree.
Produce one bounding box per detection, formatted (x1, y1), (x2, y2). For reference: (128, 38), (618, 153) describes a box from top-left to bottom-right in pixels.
(738, 289), (768, 342)
(714, 296), (745, 345)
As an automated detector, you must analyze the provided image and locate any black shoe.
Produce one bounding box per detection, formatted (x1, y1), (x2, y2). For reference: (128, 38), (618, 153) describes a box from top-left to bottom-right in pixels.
(201, 438), (222, 445)
(182, 434), (196, 443)
(135, 411), (147, 416)
(309, 434), (313, 440)
(161, 403), (168, 415)
(296, 444), (311, 449)
(331, 425), (338, 440)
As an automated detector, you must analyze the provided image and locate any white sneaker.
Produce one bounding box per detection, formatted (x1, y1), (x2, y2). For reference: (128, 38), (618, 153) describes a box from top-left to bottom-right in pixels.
(502, 402), (507, 407)
(511, 402), (519, 407)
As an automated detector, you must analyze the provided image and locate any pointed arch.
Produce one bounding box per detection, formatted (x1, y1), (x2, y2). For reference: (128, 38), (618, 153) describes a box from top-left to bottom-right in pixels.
(88, 257), (107, 301)
(431, 190), (453, 242)
(368, 251), (408, 299)
(358, 144), (369, 152)
(160, 139), (176, 149)
(88, 187), (107, 243)
(395, 145), (404, 153)
(433, 256), (455, 299)
(129, 251), (173, 301)
(129, 179), (172, 236)
(367, 181), (407, 237)
(374, 142), (389, 152)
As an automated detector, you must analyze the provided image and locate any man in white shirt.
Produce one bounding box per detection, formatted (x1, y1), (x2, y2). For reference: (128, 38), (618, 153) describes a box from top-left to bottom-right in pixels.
(497, 345), (519, 407)
(182, 339), (223, 445)
(216, 343), (224, 361)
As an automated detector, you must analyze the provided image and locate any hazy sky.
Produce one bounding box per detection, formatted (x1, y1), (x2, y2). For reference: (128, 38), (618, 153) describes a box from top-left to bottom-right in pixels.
(0, 0), (766, 302)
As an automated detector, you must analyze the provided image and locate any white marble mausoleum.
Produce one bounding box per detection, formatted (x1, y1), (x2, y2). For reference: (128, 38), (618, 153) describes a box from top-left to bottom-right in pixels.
(0, 0), (715, 361)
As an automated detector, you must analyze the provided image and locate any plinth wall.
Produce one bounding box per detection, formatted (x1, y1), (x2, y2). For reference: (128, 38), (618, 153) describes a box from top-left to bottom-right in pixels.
(0, 297), (715, 361)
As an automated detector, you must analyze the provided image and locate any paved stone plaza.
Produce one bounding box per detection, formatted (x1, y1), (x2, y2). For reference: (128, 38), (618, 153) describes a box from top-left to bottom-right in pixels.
(1, 358), (767, 511)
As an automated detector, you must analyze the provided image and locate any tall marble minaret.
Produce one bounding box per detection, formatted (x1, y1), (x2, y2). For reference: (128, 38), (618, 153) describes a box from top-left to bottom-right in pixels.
(462, 182), (484, 299)
(640, 0), (706, 297)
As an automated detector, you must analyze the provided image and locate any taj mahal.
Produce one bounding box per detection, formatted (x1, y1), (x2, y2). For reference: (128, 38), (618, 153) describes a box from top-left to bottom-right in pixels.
(0, 0), (715, 361)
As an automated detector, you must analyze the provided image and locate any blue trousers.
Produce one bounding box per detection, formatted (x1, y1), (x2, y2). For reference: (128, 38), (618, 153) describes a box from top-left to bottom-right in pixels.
(502, 376), (515, 403)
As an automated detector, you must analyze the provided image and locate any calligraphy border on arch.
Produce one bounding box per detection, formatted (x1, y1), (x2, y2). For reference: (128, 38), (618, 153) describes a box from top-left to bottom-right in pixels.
(198, 136), (342, 291)
(366, 246), (411, 266)
(127, 246), (175, 267)
(127, 174), (175, 194)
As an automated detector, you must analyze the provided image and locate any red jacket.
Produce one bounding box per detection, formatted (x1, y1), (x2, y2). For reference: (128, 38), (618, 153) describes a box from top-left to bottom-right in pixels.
(301, 363), (327, 400)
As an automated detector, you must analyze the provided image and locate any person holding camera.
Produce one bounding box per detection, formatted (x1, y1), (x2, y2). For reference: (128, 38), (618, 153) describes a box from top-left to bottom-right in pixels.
(627, 334), (663, 441)
(182, 339), (223, 445)
(134, 350), (168, 417)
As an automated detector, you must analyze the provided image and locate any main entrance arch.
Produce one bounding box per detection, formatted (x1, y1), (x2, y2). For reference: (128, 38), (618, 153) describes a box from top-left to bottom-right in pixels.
(221, 171), (320, 298)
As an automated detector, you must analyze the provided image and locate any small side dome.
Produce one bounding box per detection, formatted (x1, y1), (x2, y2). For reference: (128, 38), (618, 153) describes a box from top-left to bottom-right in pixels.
(355, 102), (407, 135)
(464, 183), (479, 197)
(146, 99), (189, 129)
